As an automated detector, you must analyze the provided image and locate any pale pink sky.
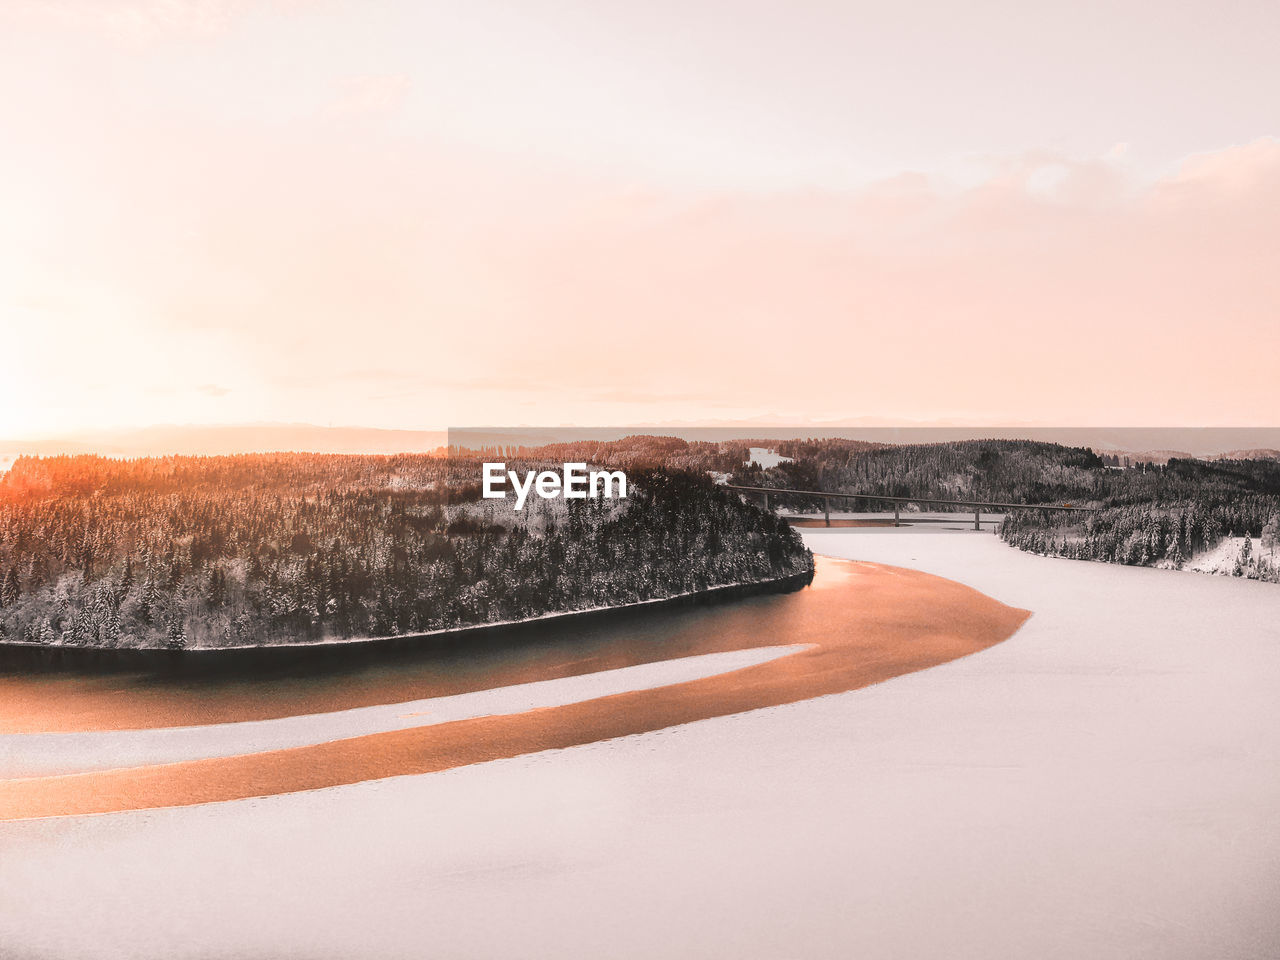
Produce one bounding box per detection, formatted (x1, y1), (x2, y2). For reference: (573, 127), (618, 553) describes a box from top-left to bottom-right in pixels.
(1, 0), (1277, 437)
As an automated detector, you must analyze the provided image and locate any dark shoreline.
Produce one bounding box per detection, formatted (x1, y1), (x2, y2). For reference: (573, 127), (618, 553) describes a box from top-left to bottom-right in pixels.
(0, 567), (814, 675)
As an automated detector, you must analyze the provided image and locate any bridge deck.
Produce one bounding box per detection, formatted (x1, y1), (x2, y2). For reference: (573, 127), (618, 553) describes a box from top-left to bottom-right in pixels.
(724, 484), (1096, 512)
(723, 484), (1097, 528)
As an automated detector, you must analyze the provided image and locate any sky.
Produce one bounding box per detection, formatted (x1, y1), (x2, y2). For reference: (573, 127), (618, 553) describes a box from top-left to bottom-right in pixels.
(1, 0), (1278, 439)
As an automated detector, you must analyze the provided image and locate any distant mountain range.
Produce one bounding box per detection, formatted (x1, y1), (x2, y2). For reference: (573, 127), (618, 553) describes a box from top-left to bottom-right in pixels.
(0, 424), (448, 458)
(3, 424), (1279, 461)
(1215, 449), (1280, 462)
(1119, 449), (1280, 465)
(451, 427), (1280, 460)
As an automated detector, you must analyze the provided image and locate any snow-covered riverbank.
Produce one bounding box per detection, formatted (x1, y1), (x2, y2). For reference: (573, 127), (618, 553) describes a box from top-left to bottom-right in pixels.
(1, 528), (1277, 959)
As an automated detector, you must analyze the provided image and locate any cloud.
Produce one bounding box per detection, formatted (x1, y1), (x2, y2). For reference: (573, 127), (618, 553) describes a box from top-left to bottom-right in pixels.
(327, 74), (412, 117)
(6, 123), (1279, 429)
(1105, 142), (1131, 161)
(5, 0), (321, 41)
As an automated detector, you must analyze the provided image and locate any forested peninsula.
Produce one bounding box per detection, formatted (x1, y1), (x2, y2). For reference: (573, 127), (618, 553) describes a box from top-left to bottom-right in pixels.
(0, 452), (811, 650)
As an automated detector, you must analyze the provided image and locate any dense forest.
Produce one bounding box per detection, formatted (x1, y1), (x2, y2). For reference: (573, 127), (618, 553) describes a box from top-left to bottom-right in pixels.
(732, 438), (1109, 511)
(998, 457), (1280, 581)
(4, 436), (1273, 652)
(0, 452), (811, 650)
(735, 439), (1280, 582)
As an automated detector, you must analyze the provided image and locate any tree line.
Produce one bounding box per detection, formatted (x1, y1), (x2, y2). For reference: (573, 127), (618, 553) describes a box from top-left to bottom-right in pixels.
(733, 439), (1280, 581)
(0, 454), (811, 649)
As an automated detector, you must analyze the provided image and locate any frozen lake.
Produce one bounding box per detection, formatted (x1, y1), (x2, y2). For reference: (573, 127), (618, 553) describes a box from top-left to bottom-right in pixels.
(1, 529), (1278, 958)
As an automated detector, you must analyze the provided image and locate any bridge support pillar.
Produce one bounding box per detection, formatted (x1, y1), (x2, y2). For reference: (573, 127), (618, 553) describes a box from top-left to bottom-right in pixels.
(974, 509), (981, 530)
(823, 497), (830, 527)
(763, 492), (770, 512)
(893, 501), (900, 527)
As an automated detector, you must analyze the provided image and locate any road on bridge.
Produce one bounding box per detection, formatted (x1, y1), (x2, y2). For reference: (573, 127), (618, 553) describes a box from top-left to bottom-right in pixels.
(724, 484), (1098, 529)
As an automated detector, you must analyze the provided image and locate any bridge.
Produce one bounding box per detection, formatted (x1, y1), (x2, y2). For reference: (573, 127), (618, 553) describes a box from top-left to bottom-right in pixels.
(723, 484), (1099, 529)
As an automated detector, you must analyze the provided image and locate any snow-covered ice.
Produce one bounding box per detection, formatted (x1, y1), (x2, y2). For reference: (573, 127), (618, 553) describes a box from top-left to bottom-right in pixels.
(2, 529), (1278, 959)
(746, 447), (793, 469)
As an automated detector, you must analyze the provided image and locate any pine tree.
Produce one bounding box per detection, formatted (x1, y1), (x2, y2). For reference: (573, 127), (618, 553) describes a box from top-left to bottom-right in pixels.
(0, 567), (18, 608)
(138, 576), (160, 624)
(166, 616), (188, 651)
(167, 557), (183, 591)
